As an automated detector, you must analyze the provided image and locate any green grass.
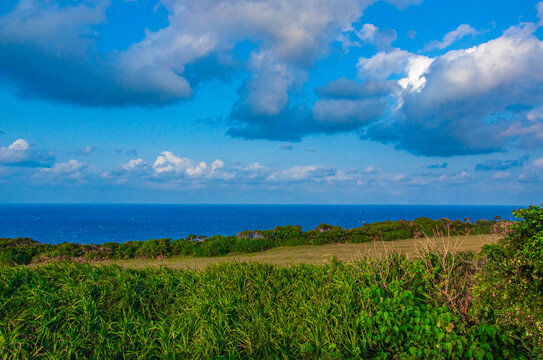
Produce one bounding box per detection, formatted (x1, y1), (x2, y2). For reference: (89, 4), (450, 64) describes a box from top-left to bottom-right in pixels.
(0, 255), (527, 359)
(100, 234), (501, 270)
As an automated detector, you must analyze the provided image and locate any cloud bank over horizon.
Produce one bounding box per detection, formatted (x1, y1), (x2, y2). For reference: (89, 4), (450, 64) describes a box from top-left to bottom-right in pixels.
(0, 136), (540, 205)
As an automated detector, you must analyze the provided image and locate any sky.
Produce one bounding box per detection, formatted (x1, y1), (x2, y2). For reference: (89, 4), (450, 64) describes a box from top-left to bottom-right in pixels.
(1, 0), (543, 204)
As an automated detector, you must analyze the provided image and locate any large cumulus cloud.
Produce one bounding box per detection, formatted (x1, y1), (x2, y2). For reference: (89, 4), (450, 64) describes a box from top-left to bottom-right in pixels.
(1, 0), (420, 107)
(4, 0), (543, 158)
(0, 0), (423, 125)
(361, 19), (543, 156)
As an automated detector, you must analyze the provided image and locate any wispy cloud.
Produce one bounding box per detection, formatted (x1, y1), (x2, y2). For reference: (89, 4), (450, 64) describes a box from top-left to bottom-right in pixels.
(423, 24), (479, 51)
(475, 157), (527, 171)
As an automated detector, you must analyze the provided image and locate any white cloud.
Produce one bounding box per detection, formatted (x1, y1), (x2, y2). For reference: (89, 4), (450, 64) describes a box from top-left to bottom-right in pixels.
(266, 165), (334, 182)
(125, 0), (419, 132)
(365, 166), (379, 174)
(361, 19), (543, 156)
(121, 0), (382, 115)
(492, 172), (511, 179)
(423, 24), (479, 51)
(8, 139), (29, 151)
(313, 98), (388, 129)
(146, 151), (234, 180)
(385, 0), (422, 10)
(325, 170), (353, 182)
(72, 146), (97, 156)
(533, 157), (543, 167)
(153, 151), (210, 177)
(0, 0), (106, 50)
(538, 1), (543, 25)
(240, 52), (305, 116)
(109, 152), (245, 184)
(122, 158), (147, 171)
(355, 24), (397, 50)
(46, 159), (85, 174)
(39, 159), (90, 182)
(0, 139), (54, 167)
(397, 55), (434, 92)
(357, 49), (411, 79)
(0, 0), (424, 108)
(413, 24), (543, 106)
(357, 49), (434, 91)
(438, 171), (472, 184)
(380, 173), (407, 182)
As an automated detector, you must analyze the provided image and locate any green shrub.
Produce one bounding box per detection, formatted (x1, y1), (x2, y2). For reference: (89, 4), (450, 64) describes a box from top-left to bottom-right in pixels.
(42, 242), (83, 259)
(118, 241), (142, 259)
(193, 236), (234, 257)
(364, 220), (414, 241)
(171, 238), (196, 256)
(271, 225), (304, 246)
(231, 237), (275, 253)
(136, 238), (171, 258)
(382, 228), (414, 241)
(472, 204), (543, 355)
(412, 217), (442, 237)
(0, 248), (33, 265)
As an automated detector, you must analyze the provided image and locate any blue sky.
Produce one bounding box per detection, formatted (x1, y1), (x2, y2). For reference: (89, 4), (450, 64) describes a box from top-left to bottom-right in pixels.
(1, 0), (543, 204)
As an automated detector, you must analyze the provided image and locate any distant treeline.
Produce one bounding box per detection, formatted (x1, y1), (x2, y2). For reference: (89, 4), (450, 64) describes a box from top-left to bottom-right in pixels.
(1, 217), (511, 265)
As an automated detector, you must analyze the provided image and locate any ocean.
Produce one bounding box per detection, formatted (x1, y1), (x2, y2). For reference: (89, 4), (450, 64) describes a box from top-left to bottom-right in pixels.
(0, 204), (520, 245)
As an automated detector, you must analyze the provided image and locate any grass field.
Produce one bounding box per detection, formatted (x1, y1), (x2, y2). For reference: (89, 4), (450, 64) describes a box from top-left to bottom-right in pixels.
(100, 234), (501, 270)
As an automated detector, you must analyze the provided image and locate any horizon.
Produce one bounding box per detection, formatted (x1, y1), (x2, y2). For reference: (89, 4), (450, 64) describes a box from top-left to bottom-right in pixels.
(1, 0), (543, 205)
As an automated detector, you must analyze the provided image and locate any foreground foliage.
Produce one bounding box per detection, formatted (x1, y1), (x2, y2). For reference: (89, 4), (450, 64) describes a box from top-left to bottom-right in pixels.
(473, 205), (543, 356)
(0, 217), (508, 265)
(0, 256), (528, 359)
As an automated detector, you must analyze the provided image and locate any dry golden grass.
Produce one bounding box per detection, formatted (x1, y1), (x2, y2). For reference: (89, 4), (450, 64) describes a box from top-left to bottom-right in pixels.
(98, 234), (502, 270)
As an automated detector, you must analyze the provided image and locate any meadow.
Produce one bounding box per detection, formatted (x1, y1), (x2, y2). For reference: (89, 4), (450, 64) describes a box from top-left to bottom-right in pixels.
(103, 234), (500, 270)
(0, 217), (507, 265)
(0, 206), (541, 359)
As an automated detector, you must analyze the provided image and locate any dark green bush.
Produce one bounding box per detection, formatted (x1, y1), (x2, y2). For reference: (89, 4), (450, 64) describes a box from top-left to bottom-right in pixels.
(42, 242), (84, 259)
(193, 236), (234, 257)
(118, 241), (142, 259)
(231, 237), (275, 253)
(136, 238), (171, 258)
(364, 220), (414, 241)
(171, 238), (196, 256)
(271, 225), (304, 246)
(303, 224), (346, 245)
(471, 220), (494, 235)
(412, 217), (442, 237)
(472, 204), (543, 355)
(0, 248), (34, 265)
(345, 228), (371, 243)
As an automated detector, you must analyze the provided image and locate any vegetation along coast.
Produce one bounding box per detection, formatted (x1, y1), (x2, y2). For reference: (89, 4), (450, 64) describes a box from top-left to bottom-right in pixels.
(0, 205), (542, 358)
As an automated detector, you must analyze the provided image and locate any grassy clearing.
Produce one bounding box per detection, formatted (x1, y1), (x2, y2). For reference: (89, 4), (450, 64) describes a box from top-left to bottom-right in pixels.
(101, 234), (501, 270)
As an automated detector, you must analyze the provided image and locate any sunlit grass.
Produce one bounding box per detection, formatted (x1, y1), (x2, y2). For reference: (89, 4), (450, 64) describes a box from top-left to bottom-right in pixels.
(0, 248), (524, 359)
(99, 234), (501, 270)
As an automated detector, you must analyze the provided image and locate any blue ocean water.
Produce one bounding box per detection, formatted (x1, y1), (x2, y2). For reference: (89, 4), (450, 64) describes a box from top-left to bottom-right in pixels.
(0, 204), (520, 245)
